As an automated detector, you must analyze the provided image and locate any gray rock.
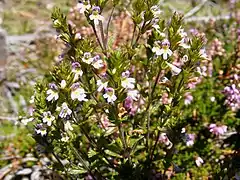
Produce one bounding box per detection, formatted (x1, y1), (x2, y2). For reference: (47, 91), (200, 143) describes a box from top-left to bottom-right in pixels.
(0, 28), (7, 67)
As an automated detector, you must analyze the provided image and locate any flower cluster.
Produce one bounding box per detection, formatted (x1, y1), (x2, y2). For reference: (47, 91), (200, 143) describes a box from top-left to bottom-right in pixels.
(223, 84), (240, 111)
(209, 124), (227, 136)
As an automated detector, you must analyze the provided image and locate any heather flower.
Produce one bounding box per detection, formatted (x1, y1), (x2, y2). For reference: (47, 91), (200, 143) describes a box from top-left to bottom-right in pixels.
(152, 39), (173, 60)
(82, 52), (94, 64)
(103, 88), (117, 103)
(161, 92), (172, 105)
(57, 102), (72, 118)
(92, 55), (104, 69)
(72, 62), (83, 82)
(121, 71), (136, 89)
(71, 83), (88, 102)
(209, 124), (227, 136)
(223, 84), (240, 111)
(64, 121), (73, 131)
(96, 80), (108, 92)
(76, 1), (91, 14)
(159, 133), (172, 149)
(42, 111), (55, 126)
(185, 134), (195, 146)
(127, 90), (139, 101)
(195, 157), (204, 167)
(184, 92), (193, 105)
(46, 83), (59, 102)
(166, 62), (182, 76)
(89, 6), (104, 26)
(124, 96), (134, 111)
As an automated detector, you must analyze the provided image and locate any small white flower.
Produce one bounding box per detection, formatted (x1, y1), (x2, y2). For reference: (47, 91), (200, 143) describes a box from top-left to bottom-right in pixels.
(21, 117), (34, 125)
(92, 58), (104, 69)
(71, 87), (88, 102)
(60, 80), (67, 89)
(75, 32), (81, 40)
(166, 62), (182, 76)
(121, 77), (135, 89)
(72, 62), (83, 82)
(103, 88), (117, 103)
(58, 102), (72, 118)
(159, 133), (173, 149)
(36, 128), (47, 136)
(195, 157), (204, 167)
(29, 95), (35, 104)
(89, 7), (104, 26)
(77, 2), (91, 14)
(64, 121), (73, 131)
(210, 96), (215, 102)
(181, 55), (189, 63)
(82, 52), (94, 64)
(181, 128), (186, 133)
(61, 133), (70, 142)
(150, 5), (162, 17)
(127, 90), (139, 101)
(152, 40), (173, 60)
(46, 89), (59, 102)
(97, 80), (108, 92)
(42, 111), (55, 126)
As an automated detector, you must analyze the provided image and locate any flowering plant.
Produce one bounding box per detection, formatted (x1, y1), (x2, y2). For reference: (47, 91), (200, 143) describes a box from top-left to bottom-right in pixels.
(30, 0), (207, 179)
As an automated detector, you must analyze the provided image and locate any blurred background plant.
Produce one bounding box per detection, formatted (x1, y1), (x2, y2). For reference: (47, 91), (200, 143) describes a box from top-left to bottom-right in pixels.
(0, 0), (239, 179)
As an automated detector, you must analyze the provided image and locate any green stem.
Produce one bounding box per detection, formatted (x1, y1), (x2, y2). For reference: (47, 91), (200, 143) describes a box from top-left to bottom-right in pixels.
(105, 7), (115, 49)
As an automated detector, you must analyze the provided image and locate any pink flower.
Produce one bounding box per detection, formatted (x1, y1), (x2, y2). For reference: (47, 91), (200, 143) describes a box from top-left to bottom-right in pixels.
(184, 92), (193, 105)
(209, 124), (227, 136)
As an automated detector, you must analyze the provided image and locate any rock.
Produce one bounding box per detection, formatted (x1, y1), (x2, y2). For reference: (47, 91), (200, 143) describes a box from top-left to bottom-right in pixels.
(0, 28), (7, 68)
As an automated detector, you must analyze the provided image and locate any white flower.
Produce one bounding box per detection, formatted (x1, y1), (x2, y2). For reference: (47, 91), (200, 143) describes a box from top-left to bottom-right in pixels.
(89, 12), (104, 26)
(195, 157), (204, 167)
(60, 80), (67, 89)
(166, 62), (182, 76)
(121, 77), (135, 89)
(181, 128), (186, 133)
(42, 111), (55, 126)
(29, 95), (35, 104)
(92, 58), (104, 69)
(103, 88), (117, 103)
(64, 121), (73, 131)
(152, 40), (173, 60)
(75, 32), (81, 40)
(82, 52), (94, 64)
(77, 2), (91, 14)
(127, 90), (139, 101)
(150, 5), (162, 17)
(46, 89), (59, 102)
(61, 134), (70, 142)
(21, 117), (34, 125)
(58, 102), (72, 118)
(71, 87), (88, 102)
(210, 96), (215, 102)
(159, 133), (173, 149)
(72, 62), (83, 82)
(36, 128), (47, 136)
(97, 80), (108, 92)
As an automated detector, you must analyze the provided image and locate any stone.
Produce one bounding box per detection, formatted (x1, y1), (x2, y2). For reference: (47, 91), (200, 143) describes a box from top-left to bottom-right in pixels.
(0, 28), (7, 68)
